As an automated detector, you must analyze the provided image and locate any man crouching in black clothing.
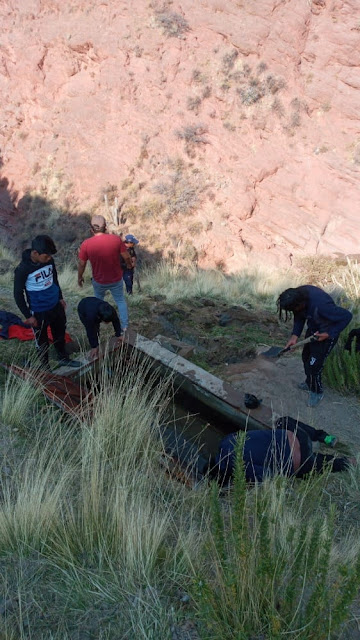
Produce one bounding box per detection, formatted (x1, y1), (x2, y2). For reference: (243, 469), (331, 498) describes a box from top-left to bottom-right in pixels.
(14, 235), (81, 370)
(77, 297), (122, 360)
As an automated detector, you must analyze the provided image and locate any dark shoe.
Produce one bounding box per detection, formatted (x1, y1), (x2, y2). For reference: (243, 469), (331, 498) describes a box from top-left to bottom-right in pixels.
(57, 358), (82, 368)
(308, 392), (324, 407)
(298, 381), (309, 391)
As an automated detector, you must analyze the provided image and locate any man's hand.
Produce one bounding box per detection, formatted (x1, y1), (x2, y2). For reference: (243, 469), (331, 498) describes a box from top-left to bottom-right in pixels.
(24, 316), (38, 328)
(314, 331), (330, 342)
(59, 299), (67, 310)
(285, 335), (298, 349)
(78, 259), (86, 287)
(90, 347), (99, 360)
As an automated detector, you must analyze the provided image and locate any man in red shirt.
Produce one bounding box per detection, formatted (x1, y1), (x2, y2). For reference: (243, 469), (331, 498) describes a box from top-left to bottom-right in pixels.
(77, 215), (132, 334)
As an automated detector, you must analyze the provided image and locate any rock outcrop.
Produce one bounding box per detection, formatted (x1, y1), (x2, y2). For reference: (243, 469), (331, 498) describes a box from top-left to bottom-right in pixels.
(0, 0), (359, 269)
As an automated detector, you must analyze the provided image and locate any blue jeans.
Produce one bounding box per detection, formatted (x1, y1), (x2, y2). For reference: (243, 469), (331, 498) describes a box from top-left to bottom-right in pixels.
(123, 269), (134, 294)
(92, 279), (128, 331)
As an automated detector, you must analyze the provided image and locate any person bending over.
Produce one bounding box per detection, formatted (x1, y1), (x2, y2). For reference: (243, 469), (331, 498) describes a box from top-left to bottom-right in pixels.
(277, 285), (352, 407)
(14, 235), (80, 370)
(213, 416), (353, 485)
(78, 297), (122, 360)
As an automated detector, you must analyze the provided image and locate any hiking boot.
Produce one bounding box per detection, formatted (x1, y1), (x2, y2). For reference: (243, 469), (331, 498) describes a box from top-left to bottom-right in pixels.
(323, 435), (338, 448)
(298, 381), (309, 391)
(307, 392), (324, 408)
(57, 358), (82, 368)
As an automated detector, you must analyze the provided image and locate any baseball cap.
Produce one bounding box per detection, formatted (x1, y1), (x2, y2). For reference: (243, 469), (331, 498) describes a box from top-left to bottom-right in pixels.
(91, 215), (106, 231)
(125, 234), (139, 244)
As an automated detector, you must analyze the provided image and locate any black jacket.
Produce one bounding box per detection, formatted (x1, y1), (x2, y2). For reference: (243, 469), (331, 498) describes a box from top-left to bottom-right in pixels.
(14, 249), (62, 318)
(77, 297), (121, 348)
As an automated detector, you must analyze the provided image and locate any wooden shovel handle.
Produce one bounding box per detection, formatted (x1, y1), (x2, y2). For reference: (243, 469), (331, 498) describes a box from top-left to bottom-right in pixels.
(281, 334), (318, 356)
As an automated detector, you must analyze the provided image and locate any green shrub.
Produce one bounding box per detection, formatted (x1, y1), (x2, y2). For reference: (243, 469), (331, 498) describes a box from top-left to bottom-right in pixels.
(325, 326), (360, 395)
(192, 436), (360, 639)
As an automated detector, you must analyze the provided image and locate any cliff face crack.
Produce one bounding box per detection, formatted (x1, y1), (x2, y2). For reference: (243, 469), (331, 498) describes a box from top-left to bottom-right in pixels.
(254, 165), (281, 188)
(315, 218), (330, 253)
(37, 47), (49, 80)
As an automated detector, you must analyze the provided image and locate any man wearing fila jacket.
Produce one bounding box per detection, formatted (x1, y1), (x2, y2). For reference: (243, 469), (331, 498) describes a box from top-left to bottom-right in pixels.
(14, 235), (80, 370)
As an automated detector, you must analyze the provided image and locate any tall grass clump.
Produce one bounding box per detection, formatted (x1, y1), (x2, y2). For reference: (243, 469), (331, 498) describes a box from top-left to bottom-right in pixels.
(0, 372), (42, 431)
(325, 328), (360, 396)
(191, 437), (360, 639)
(141, 260), (298, 309)
(0, 349), (206, 637)
(322, 261), (360, 395)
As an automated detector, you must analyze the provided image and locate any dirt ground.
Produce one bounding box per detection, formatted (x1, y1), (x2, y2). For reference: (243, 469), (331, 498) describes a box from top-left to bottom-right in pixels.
(219, 353), (360, 453)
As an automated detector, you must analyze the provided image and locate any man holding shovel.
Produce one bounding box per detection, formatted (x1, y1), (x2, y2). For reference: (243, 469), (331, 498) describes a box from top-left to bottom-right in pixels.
(277, 285), (352, 407)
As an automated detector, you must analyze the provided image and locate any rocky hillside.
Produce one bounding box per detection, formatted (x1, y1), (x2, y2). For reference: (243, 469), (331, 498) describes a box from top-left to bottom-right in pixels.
(0, 0), (359, 269)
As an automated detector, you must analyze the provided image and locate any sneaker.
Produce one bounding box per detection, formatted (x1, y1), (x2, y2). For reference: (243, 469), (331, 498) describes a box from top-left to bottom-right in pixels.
(323, 435), (337, 447)
(298, 381), (309, 391)
(57, 358), (82, 368)
(307, 392), (324, 408)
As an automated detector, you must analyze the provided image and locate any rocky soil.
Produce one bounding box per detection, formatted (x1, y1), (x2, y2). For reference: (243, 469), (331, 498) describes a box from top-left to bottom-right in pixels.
(0, 0), (359, 269)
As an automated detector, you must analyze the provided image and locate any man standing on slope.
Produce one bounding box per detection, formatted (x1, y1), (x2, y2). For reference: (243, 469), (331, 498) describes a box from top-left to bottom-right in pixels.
(77, 215), (132, 335)
(277, 285), (352, 407)
(14, 234), (81, 370)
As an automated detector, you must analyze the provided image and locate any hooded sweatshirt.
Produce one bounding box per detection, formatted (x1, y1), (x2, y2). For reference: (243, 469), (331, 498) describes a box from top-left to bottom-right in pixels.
(292, 285), (352, 340)
(14, 249), (62, 318)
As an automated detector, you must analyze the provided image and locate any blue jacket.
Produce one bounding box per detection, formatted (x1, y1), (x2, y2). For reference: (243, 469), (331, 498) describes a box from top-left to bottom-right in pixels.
(292, 285), (352, 340)
(216, 430), (293, 483)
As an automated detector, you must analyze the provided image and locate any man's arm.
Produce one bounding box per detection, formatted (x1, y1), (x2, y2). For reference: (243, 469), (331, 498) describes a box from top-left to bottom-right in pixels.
(52, 260), (64, 302)
(13, 267), (31, 319)
(84, 320), (100, 349)
(112, 312), (121, 337)
(78, 259), (87, 287)
(120, 249), (133, 270)
(292, 313), (306, 338)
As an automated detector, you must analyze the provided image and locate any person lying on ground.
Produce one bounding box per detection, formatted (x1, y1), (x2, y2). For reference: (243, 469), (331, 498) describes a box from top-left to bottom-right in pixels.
(77, 215), (132, 336)
(211, 416), (355, 485)
(78, 297), (122, 360)
(277, 285), (352, 407)
(13, 235), (81, 370)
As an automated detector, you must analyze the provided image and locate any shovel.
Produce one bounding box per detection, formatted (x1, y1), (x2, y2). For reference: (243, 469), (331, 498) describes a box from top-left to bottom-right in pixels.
(261, 334), (318, 358)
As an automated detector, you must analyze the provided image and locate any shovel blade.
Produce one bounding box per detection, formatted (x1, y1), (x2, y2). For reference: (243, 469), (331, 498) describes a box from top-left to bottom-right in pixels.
(261, 345), (284, 358)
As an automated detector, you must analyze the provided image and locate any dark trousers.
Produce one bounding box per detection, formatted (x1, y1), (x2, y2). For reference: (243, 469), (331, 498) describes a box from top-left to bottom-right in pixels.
(123, 269), (134, 294)
(276, 416), (349, 478)
(33, 301), (67, 366)
(302, 329), (337, 394)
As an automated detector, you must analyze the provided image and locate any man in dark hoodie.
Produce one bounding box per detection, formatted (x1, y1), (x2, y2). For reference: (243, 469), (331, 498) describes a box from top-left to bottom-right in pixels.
(277, 285), (352, 407)
(14, 235), (80, 370)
